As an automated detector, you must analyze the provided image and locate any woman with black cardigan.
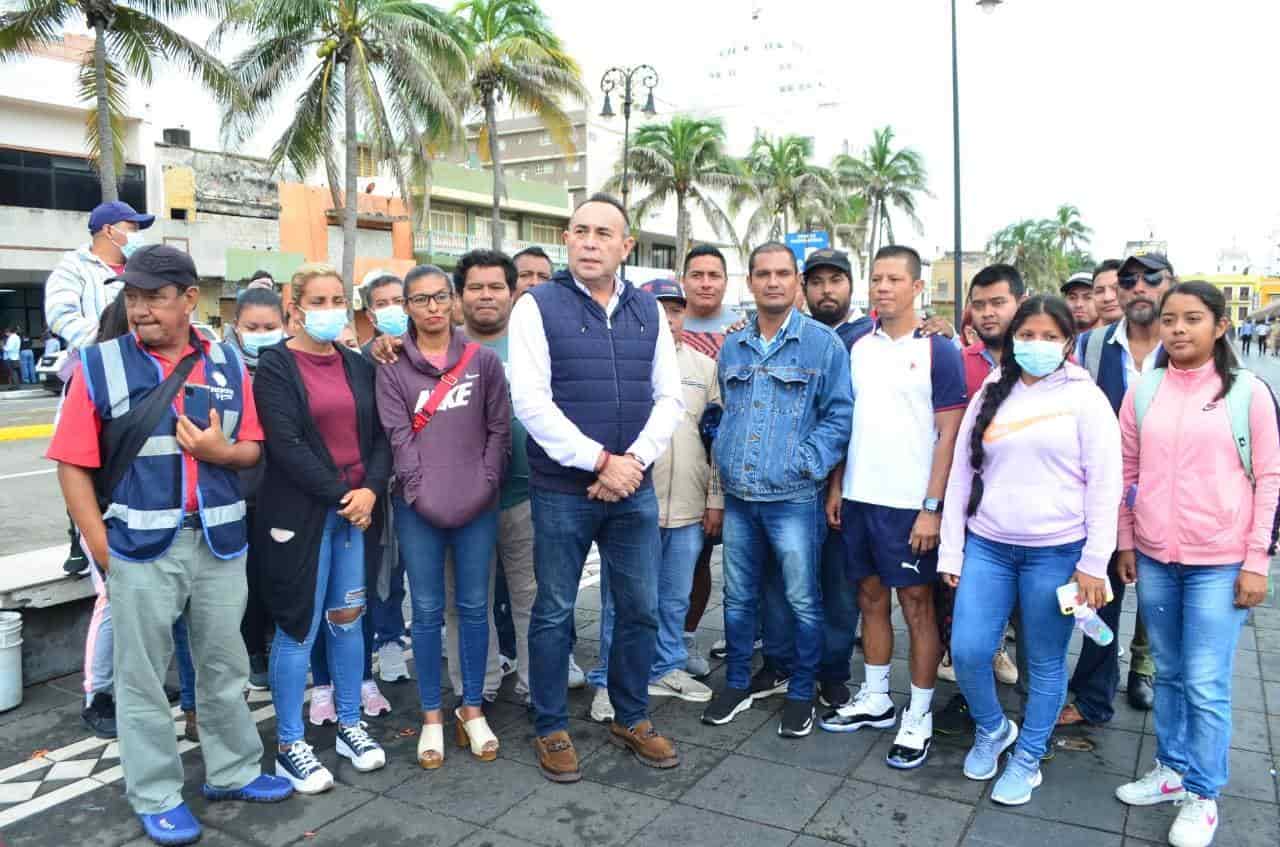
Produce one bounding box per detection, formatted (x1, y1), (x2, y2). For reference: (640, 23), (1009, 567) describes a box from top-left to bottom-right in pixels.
(254, 264), (391, 795)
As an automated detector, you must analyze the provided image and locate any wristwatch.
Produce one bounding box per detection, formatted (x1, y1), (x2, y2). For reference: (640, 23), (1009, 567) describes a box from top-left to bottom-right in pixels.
(922, 498), (943, 514)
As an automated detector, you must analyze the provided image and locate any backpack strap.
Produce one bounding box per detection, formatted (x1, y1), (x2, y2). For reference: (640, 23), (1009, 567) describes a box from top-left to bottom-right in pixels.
(1133, 368), (1166, 434)
(1083, 326), (1107, 382)
(1225, 369), (1256, 482)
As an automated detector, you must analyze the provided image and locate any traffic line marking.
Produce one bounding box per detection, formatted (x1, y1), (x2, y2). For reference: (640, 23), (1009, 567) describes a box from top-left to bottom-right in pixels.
(0, 424), (53, 442)
(0, 468), (55, 481)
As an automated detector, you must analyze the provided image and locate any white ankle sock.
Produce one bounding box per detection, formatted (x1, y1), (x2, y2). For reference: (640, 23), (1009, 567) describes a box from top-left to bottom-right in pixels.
(864, 663), (891, 696)
(908, 684), (934, 718)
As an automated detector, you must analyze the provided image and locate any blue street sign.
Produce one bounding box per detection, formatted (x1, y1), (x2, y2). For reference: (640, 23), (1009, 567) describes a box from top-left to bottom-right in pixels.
(785, 231), (830, 265)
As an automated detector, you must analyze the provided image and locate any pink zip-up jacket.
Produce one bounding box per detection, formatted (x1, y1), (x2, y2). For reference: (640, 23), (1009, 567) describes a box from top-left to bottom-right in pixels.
(939, 362), (1122, 579)
(1117, 360), (1280, 575)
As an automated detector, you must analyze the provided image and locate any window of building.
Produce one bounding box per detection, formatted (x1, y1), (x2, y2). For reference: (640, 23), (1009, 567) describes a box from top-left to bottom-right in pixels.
(533, 163), (551, 176)
(1239, 305), (1248, 321)
(540, 132), (551, 146)
(651, 244), (676, 271)
(474, 215), (517, 243)
(1222, 286), (1232, 299)
(356, 144), (378, 178)
(530, 219), (561, 244)
(0, 147), (146, 214)
(429, 205), (466, 234)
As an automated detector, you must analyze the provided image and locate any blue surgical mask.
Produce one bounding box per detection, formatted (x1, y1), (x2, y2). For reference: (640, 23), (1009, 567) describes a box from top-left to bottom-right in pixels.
(113, 227), (144, 259)
(302, 308), (348, 343)
(240, 329), (283, 355)
(373, 305), (408, 337)
(1013, 339), (1066, 377)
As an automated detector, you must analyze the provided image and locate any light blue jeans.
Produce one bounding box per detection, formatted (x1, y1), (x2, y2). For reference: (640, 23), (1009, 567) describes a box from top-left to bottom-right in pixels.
(1137, 554), (1248, 799)
(270, 509), (367, 745)
(589, 522), (705, 688)
(951, 534), (1084, 760)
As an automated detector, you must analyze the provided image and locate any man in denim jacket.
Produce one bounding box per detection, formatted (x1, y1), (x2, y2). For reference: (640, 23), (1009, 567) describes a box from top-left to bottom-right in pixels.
(701, 242), (853, 738)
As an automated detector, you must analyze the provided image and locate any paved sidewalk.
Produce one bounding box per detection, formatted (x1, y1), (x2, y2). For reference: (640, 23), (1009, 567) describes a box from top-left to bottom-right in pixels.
(0, 554), (1276, 847)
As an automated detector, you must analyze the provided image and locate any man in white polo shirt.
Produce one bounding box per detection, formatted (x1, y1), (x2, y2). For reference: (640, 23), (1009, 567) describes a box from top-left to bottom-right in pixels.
(818, 245), (966, 770)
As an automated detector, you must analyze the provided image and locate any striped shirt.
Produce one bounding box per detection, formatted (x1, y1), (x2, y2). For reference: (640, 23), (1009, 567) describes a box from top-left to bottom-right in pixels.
(43, 245), (124, 351)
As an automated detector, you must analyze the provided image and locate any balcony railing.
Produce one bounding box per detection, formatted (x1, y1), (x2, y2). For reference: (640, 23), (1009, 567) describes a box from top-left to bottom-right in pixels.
(413, 230), (567, 265)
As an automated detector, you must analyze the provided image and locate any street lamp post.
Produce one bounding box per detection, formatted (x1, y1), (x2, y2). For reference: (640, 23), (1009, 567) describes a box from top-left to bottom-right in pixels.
(600, 64), (658, 280)
(952, 0), (1002, 326)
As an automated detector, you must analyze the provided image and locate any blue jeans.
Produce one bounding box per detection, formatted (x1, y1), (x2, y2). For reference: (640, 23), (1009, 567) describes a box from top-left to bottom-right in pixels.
(310, 606), (373, 685)
(950, 534), (1083, 760)
(171, 617), (196, 713)
(269, 510), (366, 744)
(1137, 554), (1248, 799)
(395, 497), (497, 711)
(589, 522), (705, 688)
(528, 486), (660, 735)
(761, 528), (859, 684)
(370, 545), (408, 650)
(19, 349), (35, 383)
(722, 494), (825, 701)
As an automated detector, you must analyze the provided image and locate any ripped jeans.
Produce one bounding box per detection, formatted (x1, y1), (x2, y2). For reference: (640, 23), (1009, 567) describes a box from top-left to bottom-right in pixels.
(270, 509), (367, 745)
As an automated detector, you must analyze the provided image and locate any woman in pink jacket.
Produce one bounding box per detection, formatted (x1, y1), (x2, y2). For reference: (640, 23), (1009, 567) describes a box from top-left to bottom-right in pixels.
(939, 295), (1122, 806)
(1113, 281), (1277, 847)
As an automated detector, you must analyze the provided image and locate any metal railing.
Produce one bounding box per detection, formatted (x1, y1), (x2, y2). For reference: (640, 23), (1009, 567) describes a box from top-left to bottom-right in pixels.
(413, 230), (567, 264)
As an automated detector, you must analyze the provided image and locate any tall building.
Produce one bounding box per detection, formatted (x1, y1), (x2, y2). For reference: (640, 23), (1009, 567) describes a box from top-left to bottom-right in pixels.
(928, 251), (987, 314)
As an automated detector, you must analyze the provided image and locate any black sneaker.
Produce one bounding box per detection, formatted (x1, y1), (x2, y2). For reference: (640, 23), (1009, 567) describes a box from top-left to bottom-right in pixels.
(885, 710), (933, 770)
(164, 685), (181, 705)
(778, 699), (815, 738)
(934, 693), (975, 736)
(749, 667), (790, 700)
(818, 681), (851, 709)
(701, 686), (753, 725)
(709, 640), (727, 660)
(62, 553), (89, 577)
(82, 692), (117, 738)
(247, 653), (270, 691)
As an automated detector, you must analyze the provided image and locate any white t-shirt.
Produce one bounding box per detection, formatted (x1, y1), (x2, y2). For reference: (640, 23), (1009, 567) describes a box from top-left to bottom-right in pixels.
(842, 326), (967, 510)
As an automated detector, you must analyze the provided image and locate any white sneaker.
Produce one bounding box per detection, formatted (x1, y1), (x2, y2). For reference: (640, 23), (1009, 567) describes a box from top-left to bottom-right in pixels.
(590, 687), (615, 723)
(937, 653), (956, 682)
(377, 641), (410, 682)
(1168, 794), (1218, 847)
(567, 655), (587, 689)
(275, 740), (334, 794)
(648, 669), (712, 702)
(1116, 762), (1187, 806)
(335, 721), (387, 772)
(885, 710), (932, 770)
(993, 648), (1018, 685)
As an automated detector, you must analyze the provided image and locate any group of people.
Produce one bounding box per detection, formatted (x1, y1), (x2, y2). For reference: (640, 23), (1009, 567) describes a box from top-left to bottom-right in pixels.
(41, 195), (1272, 847)
(0, 325), (48, 386)
(1237, 316), (1280, 357)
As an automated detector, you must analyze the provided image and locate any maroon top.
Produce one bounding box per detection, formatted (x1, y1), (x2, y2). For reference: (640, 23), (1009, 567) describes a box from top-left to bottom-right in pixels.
(292, 347), (366, 489)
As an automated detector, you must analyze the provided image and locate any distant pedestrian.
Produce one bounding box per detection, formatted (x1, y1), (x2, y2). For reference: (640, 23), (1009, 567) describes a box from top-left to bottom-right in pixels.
(1239, 318), (1254, 355)
(1, 327), (18, 387)
(19, 334), (36, 384)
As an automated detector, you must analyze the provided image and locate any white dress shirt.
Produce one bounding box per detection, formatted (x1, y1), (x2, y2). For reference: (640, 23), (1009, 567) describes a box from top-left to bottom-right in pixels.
(509, 275), (684, 473)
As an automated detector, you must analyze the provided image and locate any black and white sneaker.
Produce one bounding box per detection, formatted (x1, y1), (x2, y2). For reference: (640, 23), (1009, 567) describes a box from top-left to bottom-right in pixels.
(818, 681), (851, 709)
(276, 740), (334, 794)
(885, 710), (933, 770)
(701, 686), (753, 725)
(749, 667), (790, 700)
(818, 685), (896, 733)
(336, 721), (386, 772)
(778, 700), (815, 738)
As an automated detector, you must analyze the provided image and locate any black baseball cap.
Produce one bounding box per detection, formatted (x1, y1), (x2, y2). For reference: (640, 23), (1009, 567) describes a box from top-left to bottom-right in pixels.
(1119, 252), (1174, 276)
(803, 248), (852, 279)
(110, 244), (199, 290)
(640, 278), (686, 305)
(1060, 271), (1093, 294)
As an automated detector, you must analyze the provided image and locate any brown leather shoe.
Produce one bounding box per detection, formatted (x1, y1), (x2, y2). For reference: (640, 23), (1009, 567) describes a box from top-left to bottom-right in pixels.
(609, 720), (679, 768)
(534, 730), (581, 783)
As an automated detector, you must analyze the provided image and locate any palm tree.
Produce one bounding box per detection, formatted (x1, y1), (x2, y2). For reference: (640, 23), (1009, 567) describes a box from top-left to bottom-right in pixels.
(602, 116), (742, 266)
(986, 218), (1060, 293)
(219, 0), (467, 297)
(0, 0), (239, 202)
(731, 133), (834, 247)
(831, 192), (870, 279)
(1052, 203), (1093, 253)
(404, 106), (466, 258)
(833, 126), (929, 260)
(453, 0), (586, 251)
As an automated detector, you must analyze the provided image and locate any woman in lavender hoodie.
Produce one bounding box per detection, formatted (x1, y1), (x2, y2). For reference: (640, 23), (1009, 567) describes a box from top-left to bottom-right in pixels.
(938, 296), (1122, 806)
(375, 265), (511, 769)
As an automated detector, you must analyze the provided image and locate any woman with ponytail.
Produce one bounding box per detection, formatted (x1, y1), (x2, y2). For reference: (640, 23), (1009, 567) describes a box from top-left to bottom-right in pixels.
(937, 295), (1122, 805)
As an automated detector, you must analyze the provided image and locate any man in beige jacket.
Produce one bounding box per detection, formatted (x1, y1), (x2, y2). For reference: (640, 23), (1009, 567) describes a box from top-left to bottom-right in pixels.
(587, 279), (724, 721)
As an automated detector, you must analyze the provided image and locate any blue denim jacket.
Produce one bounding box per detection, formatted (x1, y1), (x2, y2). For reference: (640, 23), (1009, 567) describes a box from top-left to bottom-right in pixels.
(714, 309), (853, 502)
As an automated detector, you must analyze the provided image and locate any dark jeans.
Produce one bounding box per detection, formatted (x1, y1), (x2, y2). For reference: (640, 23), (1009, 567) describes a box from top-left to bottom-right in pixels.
(1067, 552), (1155, 723)
(528, 485), (660, 735)
(240, 506), (274, 657)
(369, 545), (408, 650)
(494, 556), (518, 659)
(762, 527), (859, 685)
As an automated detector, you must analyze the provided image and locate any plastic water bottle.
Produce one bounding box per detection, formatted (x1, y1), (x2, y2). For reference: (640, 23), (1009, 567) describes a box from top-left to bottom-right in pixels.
(1074, 606), (1114, 646)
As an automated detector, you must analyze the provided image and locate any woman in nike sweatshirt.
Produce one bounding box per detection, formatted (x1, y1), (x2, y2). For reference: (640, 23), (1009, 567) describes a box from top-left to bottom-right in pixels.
(938, 295), (1122, 805)
(375, 264), (510, 770)
(1111, 282), (1279, 847)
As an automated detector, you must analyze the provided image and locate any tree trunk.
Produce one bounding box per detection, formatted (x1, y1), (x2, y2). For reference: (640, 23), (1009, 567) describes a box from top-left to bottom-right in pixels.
(92, 21), (118, 203)
(341, 62), (358, 302)
(485, 90), (503, 252)
(420, 140), (434, 258)
(867, 197), (881, 261)
(675, 191), (688, 274)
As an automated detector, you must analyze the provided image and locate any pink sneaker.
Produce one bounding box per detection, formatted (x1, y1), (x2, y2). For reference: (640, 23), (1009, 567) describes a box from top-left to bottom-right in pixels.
(308, 684), (336, 726)
(361, 680), (392, 717)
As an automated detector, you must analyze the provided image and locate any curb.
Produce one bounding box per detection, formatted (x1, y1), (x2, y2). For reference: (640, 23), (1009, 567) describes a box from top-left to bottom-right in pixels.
(0, 424), (54, 442)
(0, 389), (48, 401)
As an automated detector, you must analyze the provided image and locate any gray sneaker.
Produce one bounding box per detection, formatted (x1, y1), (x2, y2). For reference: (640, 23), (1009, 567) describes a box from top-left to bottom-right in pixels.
(590, 687), (615, 723)
(648, 669), (712, 703)
(683, 632), (711, 678)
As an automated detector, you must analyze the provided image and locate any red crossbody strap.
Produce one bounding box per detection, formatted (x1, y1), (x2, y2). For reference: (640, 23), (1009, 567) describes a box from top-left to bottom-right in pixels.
(412, 343), (480, 433)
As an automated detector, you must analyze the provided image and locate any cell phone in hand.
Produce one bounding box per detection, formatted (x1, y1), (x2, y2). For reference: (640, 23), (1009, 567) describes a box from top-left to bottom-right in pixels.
(183, 384), (212, 429)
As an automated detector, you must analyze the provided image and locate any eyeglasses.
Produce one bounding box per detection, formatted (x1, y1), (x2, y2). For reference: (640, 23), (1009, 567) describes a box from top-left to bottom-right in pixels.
(1118, 270), (1167, 289)
(407, 291), (453, 307)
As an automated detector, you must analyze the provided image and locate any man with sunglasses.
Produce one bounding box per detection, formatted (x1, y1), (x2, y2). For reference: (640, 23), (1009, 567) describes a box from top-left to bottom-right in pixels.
(1060, 253), (1173, 729)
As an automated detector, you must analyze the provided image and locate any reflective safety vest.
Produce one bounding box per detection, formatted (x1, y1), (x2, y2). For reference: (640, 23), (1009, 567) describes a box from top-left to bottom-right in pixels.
(80, 334), (249, 562)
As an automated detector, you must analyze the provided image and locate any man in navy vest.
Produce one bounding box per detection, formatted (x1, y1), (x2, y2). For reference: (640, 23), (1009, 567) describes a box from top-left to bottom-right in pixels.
(48, 245), (291, 845)
(510, 193), (685, 783)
